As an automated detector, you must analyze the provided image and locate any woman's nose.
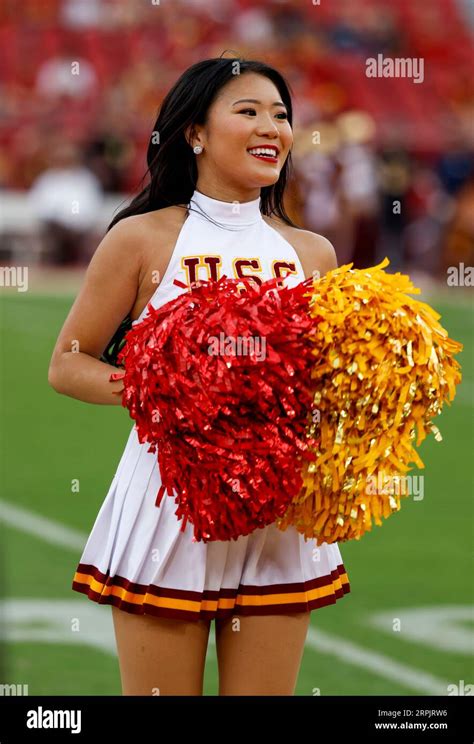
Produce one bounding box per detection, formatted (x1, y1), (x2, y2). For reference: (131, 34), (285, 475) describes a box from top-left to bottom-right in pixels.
(255, 115), (279, 135)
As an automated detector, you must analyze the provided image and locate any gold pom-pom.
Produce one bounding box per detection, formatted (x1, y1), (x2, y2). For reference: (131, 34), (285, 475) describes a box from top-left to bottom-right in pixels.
(276, 258), (463, 544)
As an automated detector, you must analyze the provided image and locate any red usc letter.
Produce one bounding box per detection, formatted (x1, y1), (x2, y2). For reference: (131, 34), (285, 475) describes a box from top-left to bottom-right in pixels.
(273, 261), (297, 280)
(182, 255), (222, 285)
(233, 258), (263, 287)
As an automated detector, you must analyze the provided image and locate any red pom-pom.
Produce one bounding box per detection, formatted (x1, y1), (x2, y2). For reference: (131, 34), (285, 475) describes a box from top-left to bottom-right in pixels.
(117, 275), (319, 542)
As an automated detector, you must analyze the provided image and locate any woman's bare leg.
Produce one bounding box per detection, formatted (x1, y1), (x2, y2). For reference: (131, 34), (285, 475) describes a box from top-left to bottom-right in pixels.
(111, 605), (212, 695)
(215, 612), (311, 695)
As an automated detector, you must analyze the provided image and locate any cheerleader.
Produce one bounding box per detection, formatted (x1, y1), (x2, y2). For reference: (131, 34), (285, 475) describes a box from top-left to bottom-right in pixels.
(48, 56), (350, 696)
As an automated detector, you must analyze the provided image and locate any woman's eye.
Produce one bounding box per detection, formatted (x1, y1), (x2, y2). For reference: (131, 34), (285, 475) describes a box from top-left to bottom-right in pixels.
(239, 108), (288, 120)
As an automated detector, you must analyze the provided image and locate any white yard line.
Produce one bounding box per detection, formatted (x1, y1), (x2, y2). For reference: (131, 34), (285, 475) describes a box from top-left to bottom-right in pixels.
(0, 499), (455, 694)
(305, 627), (451, 695)
(0, 499), (87, 552)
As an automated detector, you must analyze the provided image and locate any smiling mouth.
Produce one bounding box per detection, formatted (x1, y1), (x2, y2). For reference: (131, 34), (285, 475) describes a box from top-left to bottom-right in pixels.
(247, 150), (279, 163)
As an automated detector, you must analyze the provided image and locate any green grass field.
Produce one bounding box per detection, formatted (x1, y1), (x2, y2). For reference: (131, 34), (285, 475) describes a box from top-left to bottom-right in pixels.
(1, 291), (473, 696)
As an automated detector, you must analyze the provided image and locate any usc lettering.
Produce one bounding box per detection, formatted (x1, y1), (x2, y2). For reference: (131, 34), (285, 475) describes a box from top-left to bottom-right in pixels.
(233, 258), (263, 287)
(272, 260), (299, 281)
(180, 255), (222, 284)
(181, 255), (297, 288)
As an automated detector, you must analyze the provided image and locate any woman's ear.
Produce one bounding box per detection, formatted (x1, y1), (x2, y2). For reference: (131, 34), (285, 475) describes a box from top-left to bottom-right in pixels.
(184, 123), (197, 148)
(184, 124), (192, 147)
(185, 123), (204, 150)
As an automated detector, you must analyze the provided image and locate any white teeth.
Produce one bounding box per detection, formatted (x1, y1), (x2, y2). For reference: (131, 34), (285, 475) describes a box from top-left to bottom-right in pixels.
(248, 147), (278, 157)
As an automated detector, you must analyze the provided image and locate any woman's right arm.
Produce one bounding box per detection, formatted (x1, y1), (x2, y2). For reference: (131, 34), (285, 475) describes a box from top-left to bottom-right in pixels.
(47, 217), (145, 405)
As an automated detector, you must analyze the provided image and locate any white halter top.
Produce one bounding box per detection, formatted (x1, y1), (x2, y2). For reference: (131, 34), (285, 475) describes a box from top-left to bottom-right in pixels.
(133, 188), (305, 325)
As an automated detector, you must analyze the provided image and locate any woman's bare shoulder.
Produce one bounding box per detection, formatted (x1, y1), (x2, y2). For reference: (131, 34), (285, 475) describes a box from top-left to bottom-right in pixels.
(262, 214), (337, 278)
(109, 206), (189, 276)
(112, 206), (188, 321)
(114, 204), (188, 240)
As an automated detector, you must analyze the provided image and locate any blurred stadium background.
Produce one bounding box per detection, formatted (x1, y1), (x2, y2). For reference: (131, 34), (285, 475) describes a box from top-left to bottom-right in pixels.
(0, 0), (472, 696)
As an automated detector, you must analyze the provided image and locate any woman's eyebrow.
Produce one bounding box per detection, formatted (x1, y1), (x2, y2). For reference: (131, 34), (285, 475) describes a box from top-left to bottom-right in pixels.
(232, 98), (287, 108)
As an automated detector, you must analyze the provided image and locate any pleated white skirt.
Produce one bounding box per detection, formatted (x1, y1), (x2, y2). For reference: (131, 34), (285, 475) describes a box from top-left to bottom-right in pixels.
(72, 425), (351, 621)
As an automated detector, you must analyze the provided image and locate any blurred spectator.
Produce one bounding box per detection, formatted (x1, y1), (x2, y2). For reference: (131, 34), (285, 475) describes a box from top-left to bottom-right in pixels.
(436, 133), (474, 196)
(60, 0), (105, 28)
(83, 133), (131, 193)
(35, 53), (98, 99)
(330, 5), (367, 53)
(359, 6), (403, 55)
(28, 141), (104, 265)
(440, 174), (474, 276)
(403, 165), (450, 274)
(376, 144), (412, 271)
(337, 112), (379, 269)
(233, 7), (274, 45)
(295, 124), (342, 250)
(300, 152), (341, 239)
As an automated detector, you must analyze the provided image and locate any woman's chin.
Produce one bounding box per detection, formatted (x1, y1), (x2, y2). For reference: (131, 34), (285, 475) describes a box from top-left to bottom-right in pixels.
(244, 170), (281, 189)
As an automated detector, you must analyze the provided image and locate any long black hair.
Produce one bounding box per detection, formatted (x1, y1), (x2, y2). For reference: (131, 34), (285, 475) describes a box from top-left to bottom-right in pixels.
(107, 55), (300, 232)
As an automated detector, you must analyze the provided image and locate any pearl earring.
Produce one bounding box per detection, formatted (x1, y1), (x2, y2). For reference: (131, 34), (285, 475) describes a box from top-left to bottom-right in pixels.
(193, 145), (203, 154)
